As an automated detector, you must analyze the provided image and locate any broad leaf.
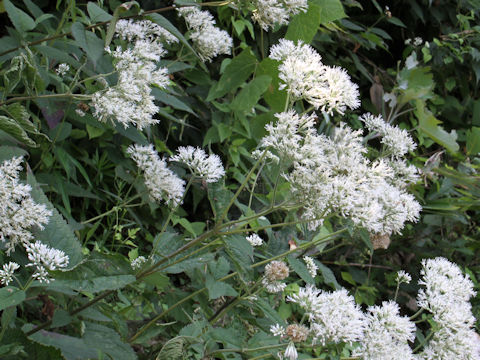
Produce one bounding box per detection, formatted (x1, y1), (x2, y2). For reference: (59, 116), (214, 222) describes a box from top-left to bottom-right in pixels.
(0, 287), (25, 311)
(231, 75), (272, 113)
(3, 0), (35, 33)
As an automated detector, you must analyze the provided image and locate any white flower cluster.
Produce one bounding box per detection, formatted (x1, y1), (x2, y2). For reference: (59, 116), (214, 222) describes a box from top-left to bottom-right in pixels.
(360, 113), (417, 158)
(417, 258), (479, 359)
(269, 39), (360, 115)
(178, 6), (232, 62)
(0, 262), (20, 285)
(303, 256), (318, 277)
(170, 146), (225, 183)
(91, 19), (177, 129)
(56, 63), (70, 76)
(358, 301), (416, 360)
(0, 157), (52, 254)
(246, 233), (263, 247)
(258, 110), (421, 234)
(127, 144), (186, 207)
(250, 0), (308, 31)
(25, 241), (69, 283)
(287, 285), (366, 346)
(396, 270), (412, 284)
(131, 255), (147, 270)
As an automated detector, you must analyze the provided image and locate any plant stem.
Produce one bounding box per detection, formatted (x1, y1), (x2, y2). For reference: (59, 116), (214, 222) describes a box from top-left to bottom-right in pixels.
(81, 193), (143, 224)
(409, 308), (424, 320)
(0, 93), (90, 107)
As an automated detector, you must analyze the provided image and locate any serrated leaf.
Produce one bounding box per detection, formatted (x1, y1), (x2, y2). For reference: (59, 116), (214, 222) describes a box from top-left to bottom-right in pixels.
(3, 0), (35, 32)
(466, 127), (480, 155)
(316, 0), (346, 24)
(206, 275), (237, 300)
(156, 336), (199, 360)
(257, 59), (288, 112)
(415, 100), (459, 153)
(0, 115), (37, 147)
(231, 75), (271, 112)
(207, 50), (257, 100)
(0, 287), (25, 311)
(317, 263), (340, 289)
(27, 172), (83, 269)
(5, 103), (37, 133)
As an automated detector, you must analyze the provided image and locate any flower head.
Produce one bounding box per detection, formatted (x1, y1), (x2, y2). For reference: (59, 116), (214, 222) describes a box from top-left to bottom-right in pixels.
(246, 233), (263, 247)
(127, 144), (185, 207)
(178, 7), (232, 62)
(396, 270), (412, 284)
(0, 262), (20, 285)
(170, 146), (225, 183)
(25, 241), (69, 283)
(0, 157), (52, 254)
(251, 0), (308, 31)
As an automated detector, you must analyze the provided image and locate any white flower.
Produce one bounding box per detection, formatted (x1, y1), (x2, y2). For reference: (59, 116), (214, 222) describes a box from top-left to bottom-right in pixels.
(251, 0), (308, 31)
(360, 113), (417, 157)
(383, 92), (397, 108)
(284, 342), (298, 360)
(262, 277), (287, 293)
(75, 109), (86, 117)
(270, 323), (286, 337)
(287, 285), (366, 345)
(131, 256), (147, 270)
(170, 146), (225, 183)
(246, 233), (263, 247)
(396, 270), (412, 284)
(358, 301), (416, 360)
(178, 7), (232, 62)
(25, 241), (69, 283)
(0, 157), (52, 254)
(303, 256), (317, 278)
(115, 19), (178, 44)
(91, 19), (172, 129)
(270, 39), (360, 115)
(0, 262), (20, 285)
(127, 144), (185, 207)
(56, 63), (70, 76)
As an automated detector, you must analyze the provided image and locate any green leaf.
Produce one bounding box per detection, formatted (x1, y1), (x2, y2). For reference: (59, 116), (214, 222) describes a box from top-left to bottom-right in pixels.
(71, 22), (105, 65)
(397, 67), (434, 103)
(286, 0), (333, 43)
(207, 49), (257, 100)
(230, 75), (271, 112)
(257, 59), (288, 112)
(156, 336), (199, 360)
(27, 171), (84, 269)
(5, 103), (38, 134)
(83, 322), (137, 360)
(0, 145), (28, 162)
(143, 272), (170, 290)
(316, 0), (346, 24)
(0, 287), (25, 311)
(0, 115), (37, 147)
(152, 89), (196, 115)
(207, 181), (234, 220)
(165, 253), (215, 274)
(43, 252), (135, 293)
(87, 2), (112, 22)
(466, 127), (480, 155)
(415, 101), (459, 153)
(317, 263), (340, 289)
(287, 256), (315, 284)
(3, 0), (35, 32)
(206, 275), (237, 300)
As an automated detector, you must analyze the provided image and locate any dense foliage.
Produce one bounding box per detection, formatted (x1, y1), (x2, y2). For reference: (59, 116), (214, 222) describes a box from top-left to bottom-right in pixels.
(0, 0), (479, 359)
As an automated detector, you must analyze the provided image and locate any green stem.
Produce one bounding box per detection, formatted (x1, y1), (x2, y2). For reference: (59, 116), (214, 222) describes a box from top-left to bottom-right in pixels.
(0, 93), (90, 107)
(394, 282), (400, 302)
(409, 308), (424, 320)
(207, 343), (288, 356)
(81, 193), (143, 224)
(413, 330), (433, 353)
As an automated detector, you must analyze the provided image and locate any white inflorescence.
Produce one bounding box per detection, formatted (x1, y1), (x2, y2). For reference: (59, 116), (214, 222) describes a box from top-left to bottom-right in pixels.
(416, 257), (479, 359)
(257, 110), (421, 234)
(131, 256), (147, 270)
(0, 157), (52, 254)
(358, 301), (416, 360)
(246, 233), (264, 247)
(178, 7), (232, 62)
(251, 0), (308, 31)
(170, 146), (225, 183)
(287, 285), (366, 346)
(263, 260), (289, 293)
(91, 19), (176, 130)
(303, 256), (318, 278)
(360, 113), (417, 158)
(396, 270), (412, 284)
(127, 144), (186, 207)
(25, 241), (69, 283)
(0, 262), (20, 285)
(56, 63), (70, 76)
(269, 39), (360, 115)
